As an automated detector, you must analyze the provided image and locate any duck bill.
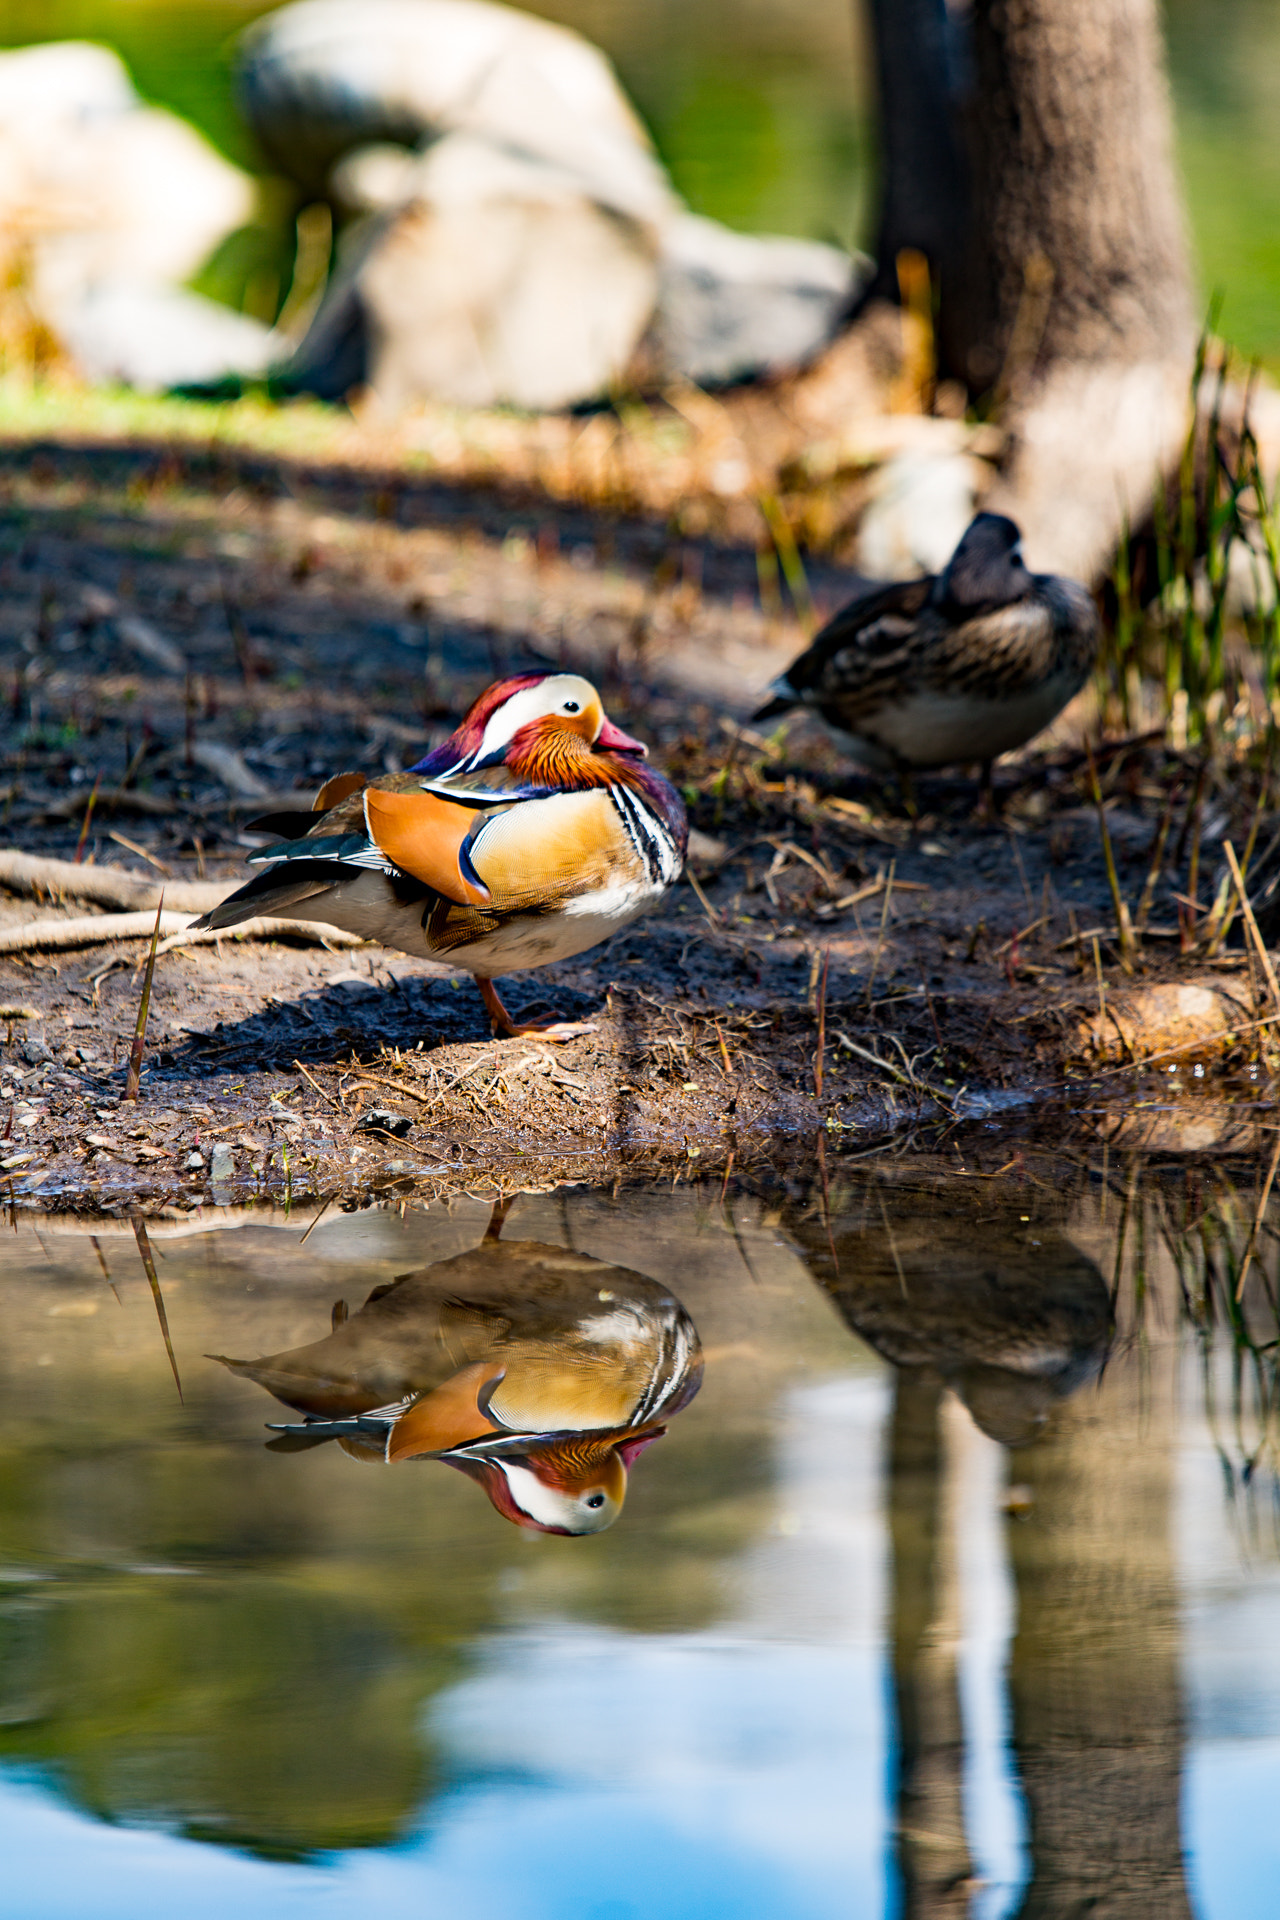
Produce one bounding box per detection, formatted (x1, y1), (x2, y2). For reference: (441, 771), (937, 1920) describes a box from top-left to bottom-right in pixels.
(595, 717), (648, 757)
(614, 1424), (667, 1469)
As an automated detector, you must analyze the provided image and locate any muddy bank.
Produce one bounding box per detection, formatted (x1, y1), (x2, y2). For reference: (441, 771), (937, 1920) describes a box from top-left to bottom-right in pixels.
(0, 437), (1276, 1209)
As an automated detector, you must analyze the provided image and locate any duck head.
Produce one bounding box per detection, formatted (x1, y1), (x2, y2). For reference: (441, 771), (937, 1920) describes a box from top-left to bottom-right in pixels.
(933, 512), (1033, 616)
(441, 1423), (666, 1535)
(410, 671), (648, 787)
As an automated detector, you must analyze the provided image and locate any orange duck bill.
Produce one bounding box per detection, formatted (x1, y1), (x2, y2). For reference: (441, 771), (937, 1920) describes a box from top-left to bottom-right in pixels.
(438, 1423), (668, 1534)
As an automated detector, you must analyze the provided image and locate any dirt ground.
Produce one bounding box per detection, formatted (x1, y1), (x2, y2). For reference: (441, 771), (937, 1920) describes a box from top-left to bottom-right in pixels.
(0, 429), (1271, 1214)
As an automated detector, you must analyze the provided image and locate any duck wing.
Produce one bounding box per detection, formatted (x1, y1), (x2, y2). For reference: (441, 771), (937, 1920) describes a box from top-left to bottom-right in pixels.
(193, 755), (658, 939)
(755, 576), (934, 718)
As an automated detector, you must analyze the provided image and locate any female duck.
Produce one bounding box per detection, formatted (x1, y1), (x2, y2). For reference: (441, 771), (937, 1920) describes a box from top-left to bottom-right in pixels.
(755, 513), (1099, 780)
(196, 671), (686, 1036)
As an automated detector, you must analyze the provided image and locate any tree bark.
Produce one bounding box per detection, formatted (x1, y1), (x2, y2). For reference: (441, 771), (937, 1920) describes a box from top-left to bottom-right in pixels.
(863, 0), (971, 318)
(961, 0), (1192, 387)
(887, 1370), (974, 1920)
(1006, 1333), (1195, 1919)
(861, 0), (1196, 580)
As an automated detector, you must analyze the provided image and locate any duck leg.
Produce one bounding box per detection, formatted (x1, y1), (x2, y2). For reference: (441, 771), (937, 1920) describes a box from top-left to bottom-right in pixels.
(972, 759), (999, 823)
(475, 976), (597, 1042)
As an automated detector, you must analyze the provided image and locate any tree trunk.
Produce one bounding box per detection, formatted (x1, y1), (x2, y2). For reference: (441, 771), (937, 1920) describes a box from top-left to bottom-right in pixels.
(961, 0), (1191, 387)
(887, 1370), (974, 1920)
(861, 0), (1196, 580)
(863, 0), (971, 322)
(1005, 1332), (1195, 1919)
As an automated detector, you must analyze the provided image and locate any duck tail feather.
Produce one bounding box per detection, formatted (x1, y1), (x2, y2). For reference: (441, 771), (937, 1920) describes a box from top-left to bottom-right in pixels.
(191, 866), (336, 931)
(752, 687), (796, 723)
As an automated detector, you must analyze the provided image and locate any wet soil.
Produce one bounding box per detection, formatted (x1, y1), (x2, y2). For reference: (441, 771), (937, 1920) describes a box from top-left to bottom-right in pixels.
(0, 432), (1273, 1212)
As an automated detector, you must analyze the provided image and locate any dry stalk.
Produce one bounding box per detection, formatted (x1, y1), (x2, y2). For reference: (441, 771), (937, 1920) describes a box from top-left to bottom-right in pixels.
(1224, 841), (1280, 1014)
(1086, 744), (1136, 967)
(132, 1213), (182, 1401)
(1235, 1131), (1280, 1302)
(864, 860), (896, 1009)
(1135, 790), (1175, 932)
(685, 869), (721, 927)
(813, 947), (831, 1100)
(992, 914), (1050, 959)
(293, 1058), (342, 1112)
(73, 773), (100, 863)
(350, 1069), (439, 1104)
(123, 895), (163, 1103)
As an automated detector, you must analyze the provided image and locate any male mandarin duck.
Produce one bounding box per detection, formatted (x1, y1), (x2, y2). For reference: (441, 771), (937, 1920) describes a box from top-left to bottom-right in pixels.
(211, 1220), (703, 1534)
(194, 670), (687, 1037)
(755, 513), (1099, 781)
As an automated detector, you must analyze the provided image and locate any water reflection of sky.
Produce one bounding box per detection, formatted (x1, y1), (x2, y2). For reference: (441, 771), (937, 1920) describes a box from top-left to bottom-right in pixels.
(4, 1223), (1280, 1917)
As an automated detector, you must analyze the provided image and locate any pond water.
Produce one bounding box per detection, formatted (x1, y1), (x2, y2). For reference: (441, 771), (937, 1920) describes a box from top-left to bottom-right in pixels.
(1, 0), (1279, 362)
(1, 1158), (1278, 1918)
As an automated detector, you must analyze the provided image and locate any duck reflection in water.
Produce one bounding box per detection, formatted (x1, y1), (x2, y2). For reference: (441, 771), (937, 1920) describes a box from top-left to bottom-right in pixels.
(213, 1201), (702, 1534)
(796, 1182), (1113, 1444)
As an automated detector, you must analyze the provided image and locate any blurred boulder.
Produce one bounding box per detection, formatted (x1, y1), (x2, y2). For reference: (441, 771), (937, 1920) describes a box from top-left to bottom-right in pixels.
(855, 444), (985, 577)
(58, 282), (275, 393)
(649, 213), (859, 388)
(0, 40), (135, 123)
(236, 0), (672, 224)
(0, 40), (268, 389)
(288, 133), (658, 410)
(243, 0), (858, 411)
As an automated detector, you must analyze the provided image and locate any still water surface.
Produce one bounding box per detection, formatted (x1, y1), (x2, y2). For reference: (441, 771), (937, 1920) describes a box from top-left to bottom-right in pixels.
(0, 1165), (1277, 1917)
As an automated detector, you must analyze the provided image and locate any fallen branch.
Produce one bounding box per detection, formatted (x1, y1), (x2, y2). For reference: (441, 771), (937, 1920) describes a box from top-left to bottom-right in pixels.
(0, 850), (224, 915)
(0, 910), (362, 953)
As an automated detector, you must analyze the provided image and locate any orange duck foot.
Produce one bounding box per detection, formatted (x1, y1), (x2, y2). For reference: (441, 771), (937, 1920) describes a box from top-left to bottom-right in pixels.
(476, 976), (598, 1043)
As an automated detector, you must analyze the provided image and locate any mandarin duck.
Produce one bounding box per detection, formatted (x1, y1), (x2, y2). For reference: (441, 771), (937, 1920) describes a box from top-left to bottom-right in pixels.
(755, 513), (1098, 782)
(211, 1219), (702, 1534)
(193, 670), (687, 1038)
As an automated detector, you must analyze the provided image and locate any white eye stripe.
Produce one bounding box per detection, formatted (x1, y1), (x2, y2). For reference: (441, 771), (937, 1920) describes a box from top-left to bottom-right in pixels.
(472, 675), (597, 762)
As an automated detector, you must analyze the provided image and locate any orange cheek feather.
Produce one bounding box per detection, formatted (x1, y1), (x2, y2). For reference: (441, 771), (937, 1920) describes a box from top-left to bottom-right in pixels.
(386, 1361), (506, 1461)
(364, 786), (492, 906)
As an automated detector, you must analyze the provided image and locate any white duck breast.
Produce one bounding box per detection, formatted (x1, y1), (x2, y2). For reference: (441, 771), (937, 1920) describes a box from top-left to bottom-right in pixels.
(846, 671), (1087, 773)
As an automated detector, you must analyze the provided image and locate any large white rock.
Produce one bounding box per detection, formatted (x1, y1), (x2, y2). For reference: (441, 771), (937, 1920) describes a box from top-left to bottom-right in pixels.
(291, 132), (657, 410)
(0, 40), (135, 124)
(0, 40), (263, 390)
(855, 448), (985, 579)
(651, 212), (859, 386)
(243, 0), (860, 410)
(58, 281), (275, 392)
(237, 0), (673, 226)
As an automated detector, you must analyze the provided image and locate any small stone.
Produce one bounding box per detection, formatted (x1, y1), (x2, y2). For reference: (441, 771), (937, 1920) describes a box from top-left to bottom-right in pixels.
(210, 1144), (235, 1181)
(185, 1150), (205, 1170)
(355, 1107), (412, 1139)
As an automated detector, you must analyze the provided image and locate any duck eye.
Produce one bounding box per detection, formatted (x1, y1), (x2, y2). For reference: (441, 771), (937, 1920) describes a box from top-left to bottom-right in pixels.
(563, 701), (580, 714)
(586, 1493), (605, 1509)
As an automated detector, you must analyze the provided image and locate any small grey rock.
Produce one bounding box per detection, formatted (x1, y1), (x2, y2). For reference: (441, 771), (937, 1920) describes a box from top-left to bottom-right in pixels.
(355, 1107), (412, 1139)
